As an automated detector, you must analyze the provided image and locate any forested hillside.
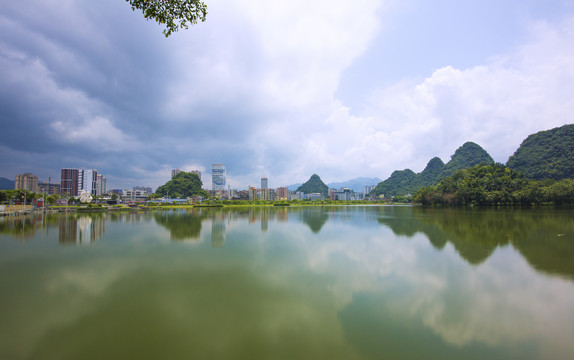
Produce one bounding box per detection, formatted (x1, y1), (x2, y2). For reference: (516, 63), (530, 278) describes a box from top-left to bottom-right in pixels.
(507, 124), (574, 180)
(372, 142), (493, 197)
(296, 174), (329, 196)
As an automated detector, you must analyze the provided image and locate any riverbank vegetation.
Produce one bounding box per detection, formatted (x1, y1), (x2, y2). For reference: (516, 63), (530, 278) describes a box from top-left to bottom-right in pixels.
(413, 163), (574, 206)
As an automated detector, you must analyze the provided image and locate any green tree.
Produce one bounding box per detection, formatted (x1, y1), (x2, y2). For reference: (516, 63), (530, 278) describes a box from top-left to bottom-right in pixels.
(127, 0), (207, 37)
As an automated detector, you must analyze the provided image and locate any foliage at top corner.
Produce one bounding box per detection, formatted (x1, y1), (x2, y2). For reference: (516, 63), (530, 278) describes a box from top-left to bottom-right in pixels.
(127, 0), (207, 37)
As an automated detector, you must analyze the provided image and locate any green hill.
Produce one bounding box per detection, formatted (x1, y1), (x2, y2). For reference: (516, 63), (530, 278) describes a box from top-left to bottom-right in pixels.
(154, 171), (208, 198)
(372, 142), (493, 197)
(370, 169), (417, 198)
(296, 174), (329, 196)
(506, 124), (574, 180)
(439, 142), (494, 179)
(418, 157), (445, 187)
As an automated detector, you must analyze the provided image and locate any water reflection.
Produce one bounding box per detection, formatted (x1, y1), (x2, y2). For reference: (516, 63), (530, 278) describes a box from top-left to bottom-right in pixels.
(376, 207), (574, 280)
(1, 206), (574, 359)
(3, 206), (572, 281)
(154, 209), (206, 242)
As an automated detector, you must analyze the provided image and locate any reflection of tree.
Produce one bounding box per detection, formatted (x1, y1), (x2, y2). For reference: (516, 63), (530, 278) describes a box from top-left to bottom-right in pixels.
(154, 209), (208, 241)
(379, 206), (574, 278)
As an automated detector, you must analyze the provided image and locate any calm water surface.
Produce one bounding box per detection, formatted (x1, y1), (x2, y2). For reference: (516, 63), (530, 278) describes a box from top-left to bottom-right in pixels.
(1, 206), (573, 360)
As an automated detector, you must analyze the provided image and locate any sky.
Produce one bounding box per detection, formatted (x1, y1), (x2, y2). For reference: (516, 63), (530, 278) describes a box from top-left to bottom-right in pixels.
(1, 0), (573, 190)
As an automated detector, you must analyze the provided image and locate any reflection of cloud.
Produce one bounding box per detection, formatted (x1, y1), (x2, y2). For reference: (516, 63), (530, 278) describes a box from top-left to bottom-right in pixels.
(303, 226), (574, 359)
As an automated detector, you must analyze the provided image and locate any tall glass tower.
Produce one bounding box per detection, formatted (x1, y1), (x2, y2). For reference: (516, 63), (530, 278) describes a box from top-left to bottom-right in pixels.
(212, 164), (226, 191)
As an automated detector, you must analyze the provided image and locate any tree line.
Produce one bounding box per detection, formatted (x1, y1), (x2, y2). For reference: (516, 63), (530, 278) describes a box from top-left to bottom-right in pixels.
(413, 163), (574, 206)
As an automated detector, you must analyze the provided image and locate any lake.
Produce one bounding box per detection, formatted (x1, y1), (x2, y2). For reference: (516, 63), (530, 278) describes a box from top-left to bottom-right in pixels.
(1, 206), (573, 360)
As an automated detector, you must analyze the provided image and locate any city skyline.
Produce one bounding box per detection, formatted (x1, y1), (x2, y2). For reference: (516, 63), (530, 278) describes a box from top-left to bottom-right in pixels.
(1, 1), (573, 190)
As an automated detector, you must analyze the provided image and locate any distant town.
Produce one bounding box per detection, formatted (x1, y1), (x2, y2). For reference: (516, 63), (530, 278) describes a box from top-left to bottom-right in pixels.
(8, 164), (379, 205)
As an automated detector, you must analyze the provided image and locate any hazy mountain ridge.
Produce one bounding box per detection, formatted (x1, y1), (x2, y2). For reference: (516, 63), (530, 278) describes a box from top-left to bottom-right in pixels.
(327, 177), (381, 192)
(0, 177), (15, 190)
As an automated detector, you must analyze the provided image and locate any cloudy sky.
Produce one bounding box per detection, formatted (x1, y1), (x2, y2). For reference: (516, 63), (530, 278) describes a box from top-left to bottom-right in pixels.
(1, 0), (573, 190)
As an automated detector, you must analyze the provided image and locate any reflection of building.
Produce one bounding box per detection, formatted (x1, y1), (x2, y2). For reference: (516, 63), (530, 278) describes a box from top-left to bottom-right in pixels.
(211, 213), (226, 247)
(15, 173), (38, 193)
(276, 208), (289, 222)
(212, 164), (226, 191)
(59, 215), (105, 245)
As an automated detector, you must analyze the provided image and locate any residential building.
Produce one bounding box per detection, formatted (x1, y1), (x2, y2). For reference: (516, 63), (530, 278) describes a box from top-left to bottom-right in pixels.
(261, 177), (268, 189)
(96, 174), (107, 196)
(171, 169), (181, 179)
(133, 186), (153, 194)
(60, 168), (98, 196)
(15, 173), (38, 193)
(61, 168), (79, 196)
(212, 164), (226, 191)
(39, 182), (61, 195)
(276, 187), (289, 200)
(364, 185), (375, 196)
(122, 188), (150, 203)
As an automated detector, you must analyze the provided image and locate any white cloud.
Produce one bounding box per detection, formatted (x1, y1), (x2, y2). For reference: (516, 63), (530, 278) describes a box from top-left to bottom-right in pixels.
(360, 16), (574, 173)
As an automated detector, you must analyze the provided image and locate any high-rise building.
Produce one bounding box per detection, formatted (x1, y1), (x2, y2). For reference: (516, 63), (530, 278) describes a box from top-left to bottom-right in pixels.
(15, 173), (39, 193)
(80, 169), (98, 196)
(60, 168), (98, 196)
(261, 177), (268, 190)
(61, 169), (79, 196)
(364, 185), (375, 195)
(96, 174), (107, 196)
(212, 164), (226, 191)
(171, 169), (181, 179)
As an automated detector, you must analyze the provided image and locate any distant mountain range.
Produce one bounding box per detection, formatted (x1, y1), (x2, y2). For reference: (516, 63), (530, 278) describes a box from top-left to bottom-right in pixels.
(0, 177), (15, 190)
(286, 177), (381, 193)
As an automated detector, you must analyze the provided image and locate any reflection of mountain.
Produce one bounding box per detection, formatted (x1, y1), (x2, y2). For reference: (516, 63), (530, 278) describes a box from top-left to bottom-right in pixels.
(154, 210), (207, 241)
(298, 207), (330, 234)
(378, 206), (574, 279)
